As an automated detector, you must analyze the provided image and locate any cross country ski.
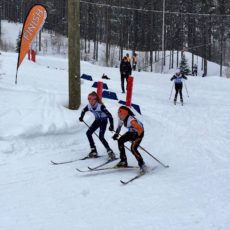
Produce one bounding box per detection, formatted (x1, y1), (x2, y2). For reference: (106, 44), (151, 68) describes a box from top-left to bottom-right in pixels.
(76, 165), (138, 173)
(120, 166), (158, 185)
(51, 155), (102, 165)
(75, 158), (118, 172)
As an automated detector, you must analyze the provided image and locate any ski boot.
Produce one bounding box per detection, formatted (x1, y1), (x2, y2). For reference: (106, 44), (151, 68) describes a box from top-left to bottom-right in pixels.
(174, 99), (176, 105)
(107, 149), (116, 161)
(139, 160), (147, 174)
(88, 147), (98, 158)
(139, 163), (147, 174)
(116, 159), (128, 168)
(180, 99), (183, 106)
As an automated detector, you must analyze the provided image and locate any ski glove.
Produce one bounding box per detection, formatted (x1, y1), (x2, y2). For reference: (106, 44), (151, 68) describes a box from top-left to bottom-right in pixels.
(112, 133), (119, 140)
(109, 125), (114, 131)
(79, 117), (83, 122)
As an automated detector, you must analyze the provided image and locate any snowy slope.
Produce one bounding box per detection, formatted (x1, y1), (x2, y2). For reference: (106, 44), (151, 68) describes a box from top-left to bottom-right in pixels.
(0, 52), (230, 230)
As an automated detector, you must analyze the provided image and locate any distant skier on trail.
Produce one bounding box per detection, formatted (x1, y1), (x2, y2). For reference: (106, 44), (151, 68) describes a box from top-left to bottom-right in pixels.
(112, 106), (146, 173)
(170, 69), (187, 105)
(79, 91), (116, 160)
(192, 64), (198, 76)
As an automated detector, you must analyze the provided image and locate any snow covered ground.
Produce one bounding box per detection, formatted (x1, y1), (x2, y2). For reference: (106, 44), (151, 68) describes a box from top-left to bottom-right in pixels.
(0, 51), (230, 230)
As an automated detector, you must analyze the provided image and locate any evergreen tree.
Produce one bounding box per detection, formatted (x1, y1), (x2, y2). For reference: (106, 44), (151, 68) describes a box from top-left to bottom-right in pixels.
(180, 54), (190, 75)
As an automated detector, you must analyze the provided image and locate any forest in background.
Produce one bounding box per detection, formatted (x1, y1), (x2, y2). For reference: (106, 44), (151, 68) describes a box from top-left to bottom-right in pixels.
(1, 0), (230, 74)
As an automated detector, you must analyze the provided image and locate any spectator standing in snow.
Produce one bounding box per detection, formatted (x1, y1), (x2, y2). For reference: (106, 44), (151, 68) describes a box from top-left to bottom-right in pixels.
(132, 53), (138, 71)
(126, 53), (131, 63)
(120, 56), (132, 93)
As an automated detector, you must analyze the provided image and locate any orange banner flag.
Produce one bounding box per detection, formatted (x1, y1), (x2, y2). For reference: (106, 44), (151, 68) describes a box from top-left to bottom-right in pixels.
(16, 4), (47, 84)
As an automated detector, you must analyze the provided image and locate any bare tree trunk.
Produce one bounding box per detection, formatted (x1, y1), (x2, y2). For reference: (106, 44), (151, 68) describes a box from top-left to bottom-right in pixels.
(171, 50), (174, 69)
(191, 52), (194, 74)
(169, 50), (171, 69)
(220, 36), (223, 76)
(201, 57), (204, 71)
(150, 51), (153, 72)
(96, 39), (98, 61)
(177, 51), (179, 67)
(87, 40), (90, 54)
(219, 4), (225, 77)
(119, 2), (124, 61)
(149, 1), (154, 72)
(105, 6), (110, 66)
(68, 0), (80, 109)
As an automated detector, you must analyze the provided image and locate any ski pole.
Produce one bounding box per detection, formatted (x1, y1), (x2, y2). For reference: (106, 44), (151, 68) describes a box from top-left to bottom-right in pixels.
(183, 81), (189, 98)
(138, 145), (169, 168)
(113, 130), (169, 168)
(82, 120), (132, 152)
(169, 83), (174, 100)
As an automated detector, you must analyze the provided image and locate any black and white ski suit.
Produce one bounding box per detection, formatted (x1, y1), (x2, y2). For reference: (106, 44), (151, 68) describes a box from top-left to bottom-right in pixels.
(170, 74), (187, 102)
(79, 103), (114, 150)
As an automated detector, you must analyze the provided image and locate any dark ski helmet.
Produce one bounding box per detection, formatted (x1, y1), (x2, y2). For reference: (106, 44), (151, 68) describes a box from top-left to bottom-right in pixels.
(118, 106), (134, 118)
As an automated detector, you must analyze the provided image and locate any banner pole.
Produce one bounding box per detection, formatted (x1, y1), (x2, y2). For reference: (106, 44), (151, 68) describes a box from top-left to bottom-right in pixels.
(126, 76), (133, 107)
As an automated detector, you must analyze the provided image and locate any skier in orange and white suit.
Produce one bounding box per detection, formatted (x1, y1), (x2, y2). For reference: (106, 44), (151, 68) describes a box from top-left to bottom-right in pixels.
(112, 106), (146, 172)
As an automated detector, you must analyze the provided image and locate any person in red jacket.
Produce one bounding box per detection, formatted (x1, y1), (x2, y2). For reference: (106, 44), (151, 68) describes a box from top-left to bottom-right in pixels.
(112, 106), (146, 173)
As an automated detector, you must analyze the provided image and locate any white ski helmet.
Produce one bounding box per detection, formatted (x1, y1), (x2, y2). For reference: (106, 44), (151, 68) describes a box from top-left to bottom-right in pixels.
(175, 69), (181, 74)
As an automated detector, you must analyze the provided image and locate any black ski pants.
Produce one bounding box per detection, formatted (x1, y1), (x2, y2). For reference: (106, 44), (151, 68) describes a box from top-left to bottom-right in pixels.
(120, 73), (128, 93)
(86, 119), (110, 150)
(118, 131), (144, 166)
(174, 83), (183, 101)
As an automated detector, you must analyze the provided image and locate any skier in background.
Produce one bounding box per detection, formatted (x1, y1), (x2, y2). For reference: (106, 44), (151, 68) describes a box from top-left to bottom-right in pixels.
(112, 106), (146, 173)
(192, 64), (198, 76)
(170, 69), (187, 105)
(79, 91), (116, 160)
